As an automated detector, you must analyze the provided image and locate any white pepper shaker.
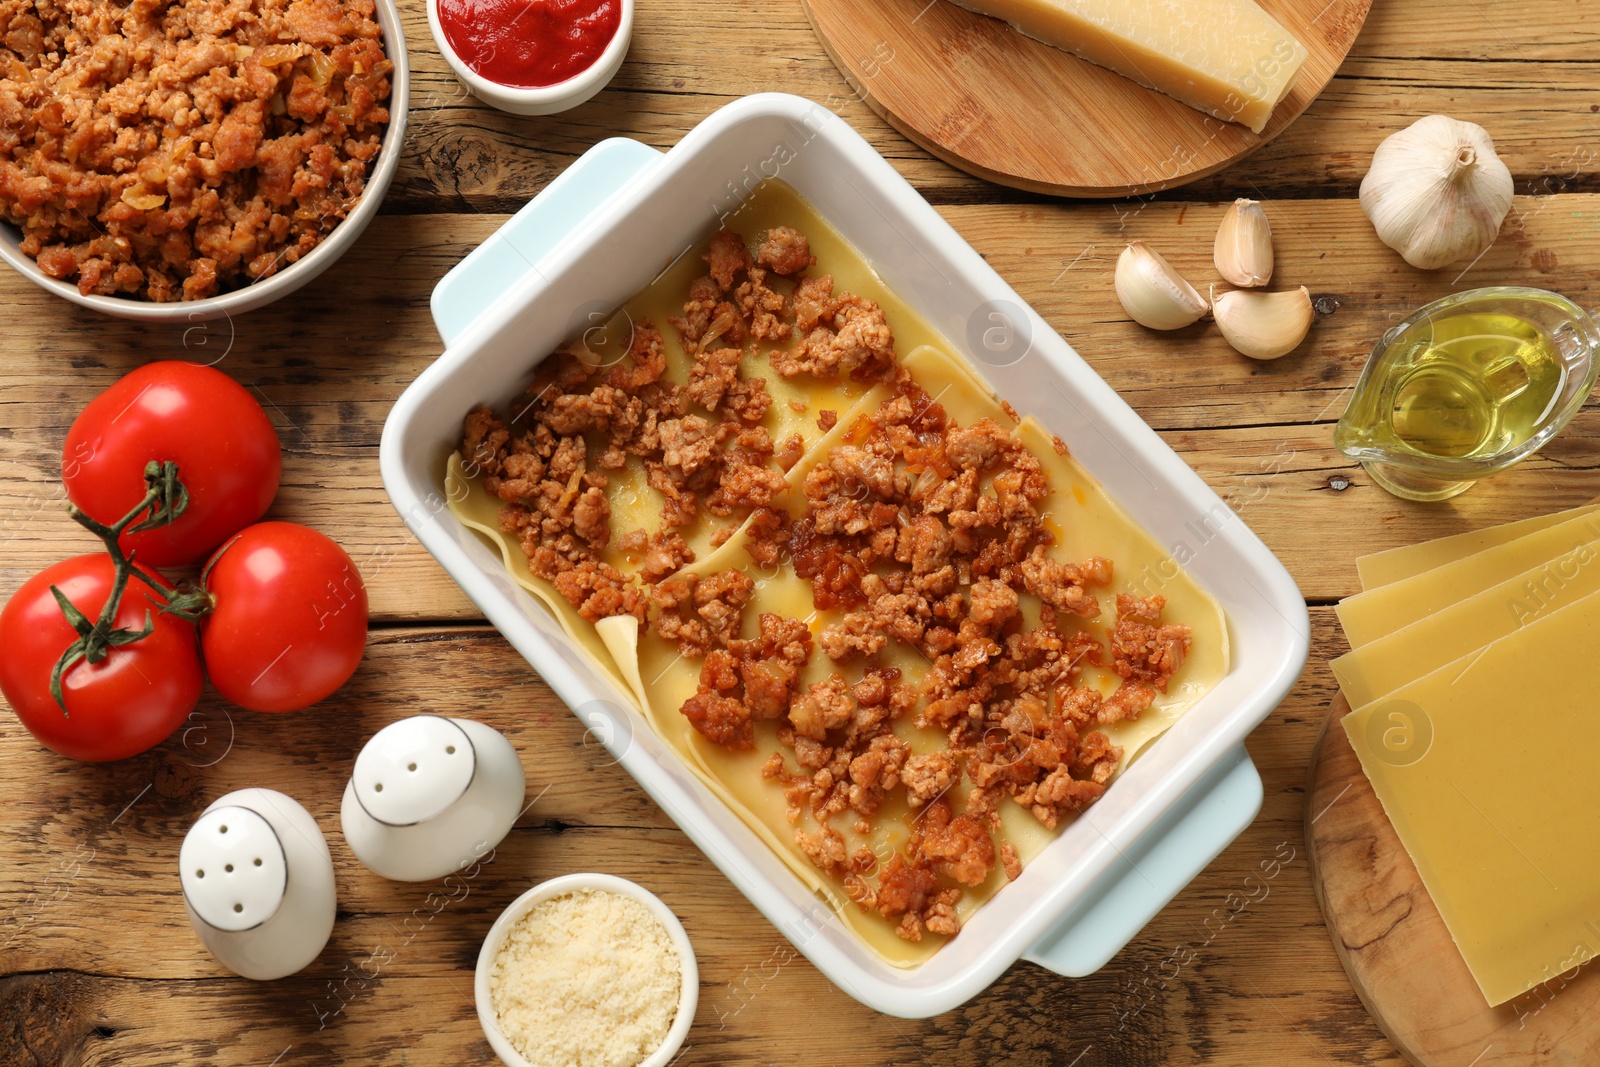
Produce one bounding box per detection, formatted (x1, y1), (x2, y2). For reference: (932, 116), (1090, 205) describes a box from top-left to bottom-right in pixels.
(340, 715), (526, 882)
(179, 788), (337, 980)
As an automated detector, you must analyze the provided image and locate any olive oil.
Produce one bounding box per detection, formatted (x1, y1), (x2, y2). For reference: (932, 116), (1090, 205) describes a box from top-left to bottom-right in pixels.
(1351, 311), (1567, 461)
(1335, 288), (1600, 502)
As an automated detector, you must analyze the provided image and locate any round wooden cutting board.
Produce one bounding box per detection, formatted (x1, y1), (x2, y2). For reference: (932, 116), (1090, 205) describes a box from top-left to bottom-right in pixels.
(800, 0), (1373, 197)
(1307, 694), (1600, 1066)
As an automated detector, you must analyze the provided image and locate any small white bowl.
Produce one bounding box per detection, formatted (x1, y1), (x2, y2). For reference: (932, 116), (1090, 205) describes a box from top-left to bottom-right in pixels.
(0, 0), (409, 322)
(426, 0), (633, 116)
(475, 872), (697, 1067)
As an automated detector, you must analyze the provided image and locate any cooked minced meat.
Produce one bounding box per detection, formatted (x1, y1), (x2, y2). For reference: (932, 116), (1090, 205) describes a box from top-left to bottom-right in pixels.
(458, 220), (1199, 947)
(0, 0), (392, 300)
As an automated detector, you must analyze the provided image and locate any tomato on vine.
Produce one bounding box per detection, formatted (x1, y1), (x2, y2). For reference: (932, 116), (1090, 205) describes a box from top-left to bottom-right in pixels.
(63, 361), (281, 568)
(0, 465), (204, 762)
(3, 368), (369, 756)
(195, 522), (369, 714)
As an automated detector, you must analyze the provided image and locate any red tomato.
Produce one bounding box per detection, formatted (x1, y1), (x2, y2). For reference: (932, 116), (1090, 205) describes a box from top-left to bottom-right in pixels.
(201, 522), (369, 713)
(0, 555), (203, 762)
(63, 362), (282, 568)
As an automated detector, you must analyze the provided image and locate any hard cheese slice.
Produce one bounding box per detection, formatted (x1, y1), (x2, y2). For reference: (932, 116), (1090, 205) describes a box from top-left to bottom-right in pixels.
(948, 0), (1308, 133)
(1343, 587), (1600, 1006)
(1355, 503), (1600, 590)
(1332, 538), (1600, 707)
(1336, 509), (1600, 648)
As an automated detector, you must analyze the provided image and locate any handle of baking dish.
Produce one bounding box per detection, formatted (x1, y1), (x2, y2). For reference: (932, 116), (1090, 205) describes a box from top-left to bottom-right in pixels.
(1022, 743), (1262, 978)
(430, 137), (666, 346)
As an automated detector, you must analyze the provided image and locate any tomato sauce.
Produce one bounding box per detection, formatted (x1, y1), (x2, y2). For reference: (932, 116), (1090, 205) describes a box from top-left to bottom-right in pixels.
(438, 0), (621, 89)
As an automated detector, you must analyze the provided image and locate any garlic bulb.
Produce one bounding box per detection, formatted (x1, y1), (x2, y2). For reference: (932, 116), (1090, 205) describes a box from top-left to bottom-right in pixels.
(1360, 115), (1514, 270)
(1114, 243), (1208, 330)
(1211, 286), (1313, 360)
(1214, 198), (1273, 287)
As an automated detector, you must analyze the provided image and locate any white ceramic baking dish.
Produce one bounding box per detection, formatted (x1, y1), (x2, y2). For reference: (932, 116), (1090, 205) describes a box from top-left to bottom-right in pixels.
(379, 93), (1308, 1019)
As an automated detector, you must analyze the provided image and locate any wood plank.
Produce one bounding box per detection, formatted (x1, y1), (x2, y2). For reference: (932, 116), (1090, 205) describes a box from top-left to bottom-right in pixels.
(6, 1), (1597, 1061)
(956, 193), (1600, 429)
(0, 615), (1399, 1066)
(380, 0), (1600, 211)
(3, 194), (1598, 618)
(0, 220), (479, 623)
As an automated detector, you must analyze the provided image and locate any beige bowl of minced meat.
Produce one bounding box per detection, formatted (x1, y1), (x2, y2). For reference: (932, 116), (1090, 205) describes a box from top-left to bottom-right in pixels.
(0, 0), (409, 321)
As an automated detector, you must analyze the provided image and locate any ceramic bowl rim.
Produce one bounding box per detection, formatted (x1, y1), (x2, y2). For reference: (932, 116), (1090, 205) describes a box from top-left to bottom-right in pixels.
(425, 0), (634, 114)
(473, 871), (699, 1067)
(0, 0), (411, 322)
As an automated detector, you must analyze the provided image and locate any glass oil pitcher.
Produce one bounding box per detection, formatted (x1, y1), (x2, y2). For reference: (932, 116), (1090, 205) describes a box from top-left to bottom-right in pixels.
(1335, 287), (1600, 502)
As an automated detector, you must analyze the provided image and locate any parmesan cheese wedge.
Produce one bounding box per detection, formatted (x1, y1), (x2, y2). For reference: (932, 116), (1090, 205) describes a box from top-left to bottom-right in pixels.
(948, 0), (1309, 134)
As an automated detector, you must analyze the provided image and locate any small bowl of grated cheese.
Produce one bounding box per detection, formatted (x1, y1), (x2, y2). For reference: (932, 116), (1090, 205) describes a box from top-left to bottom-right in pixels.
(475, 873), (698, 1067)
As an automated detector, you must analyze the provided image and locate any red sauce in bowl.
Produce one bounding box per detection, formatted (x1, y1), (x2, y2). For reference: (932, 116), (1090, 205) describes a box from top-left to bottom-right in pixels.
(437, 0), (621, 89)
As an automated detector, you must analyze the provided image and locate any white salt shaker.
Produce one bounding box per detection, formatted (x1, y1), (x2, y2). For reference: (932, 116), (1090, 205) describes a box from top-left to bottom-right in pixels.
(341, 715), (526, 882)
(179, 788), (337, 980)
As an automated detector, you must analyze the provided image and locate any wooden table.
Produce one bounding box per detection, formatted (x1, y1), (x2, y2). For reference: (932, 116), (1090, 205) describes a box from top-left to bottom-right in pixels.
(2, 2), (1596, 1064)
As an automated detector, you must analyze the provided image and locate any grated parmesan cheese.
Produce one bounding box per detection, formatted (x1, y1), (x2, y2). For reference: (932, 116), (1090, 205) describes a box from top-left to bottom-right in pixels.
(489, 889), (682, 1067)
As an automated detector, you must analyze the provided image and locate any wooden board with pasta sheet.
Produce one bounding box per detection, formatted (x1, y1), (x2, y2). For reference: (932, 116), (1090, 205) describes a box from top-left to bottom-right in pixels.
(1307, 693), (1600, 1067)
(799, 0), (1373, 196)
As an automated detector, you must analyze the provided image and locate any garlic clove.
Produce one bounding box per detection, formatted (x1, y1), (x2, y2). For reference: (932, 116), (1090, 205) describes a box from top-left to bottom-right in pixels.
(1114, 242), (1209, 330)
(1211, 285), (1314, 360)
(1214, 198), (1274, 287)
(1359, 115), (1515, 271)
